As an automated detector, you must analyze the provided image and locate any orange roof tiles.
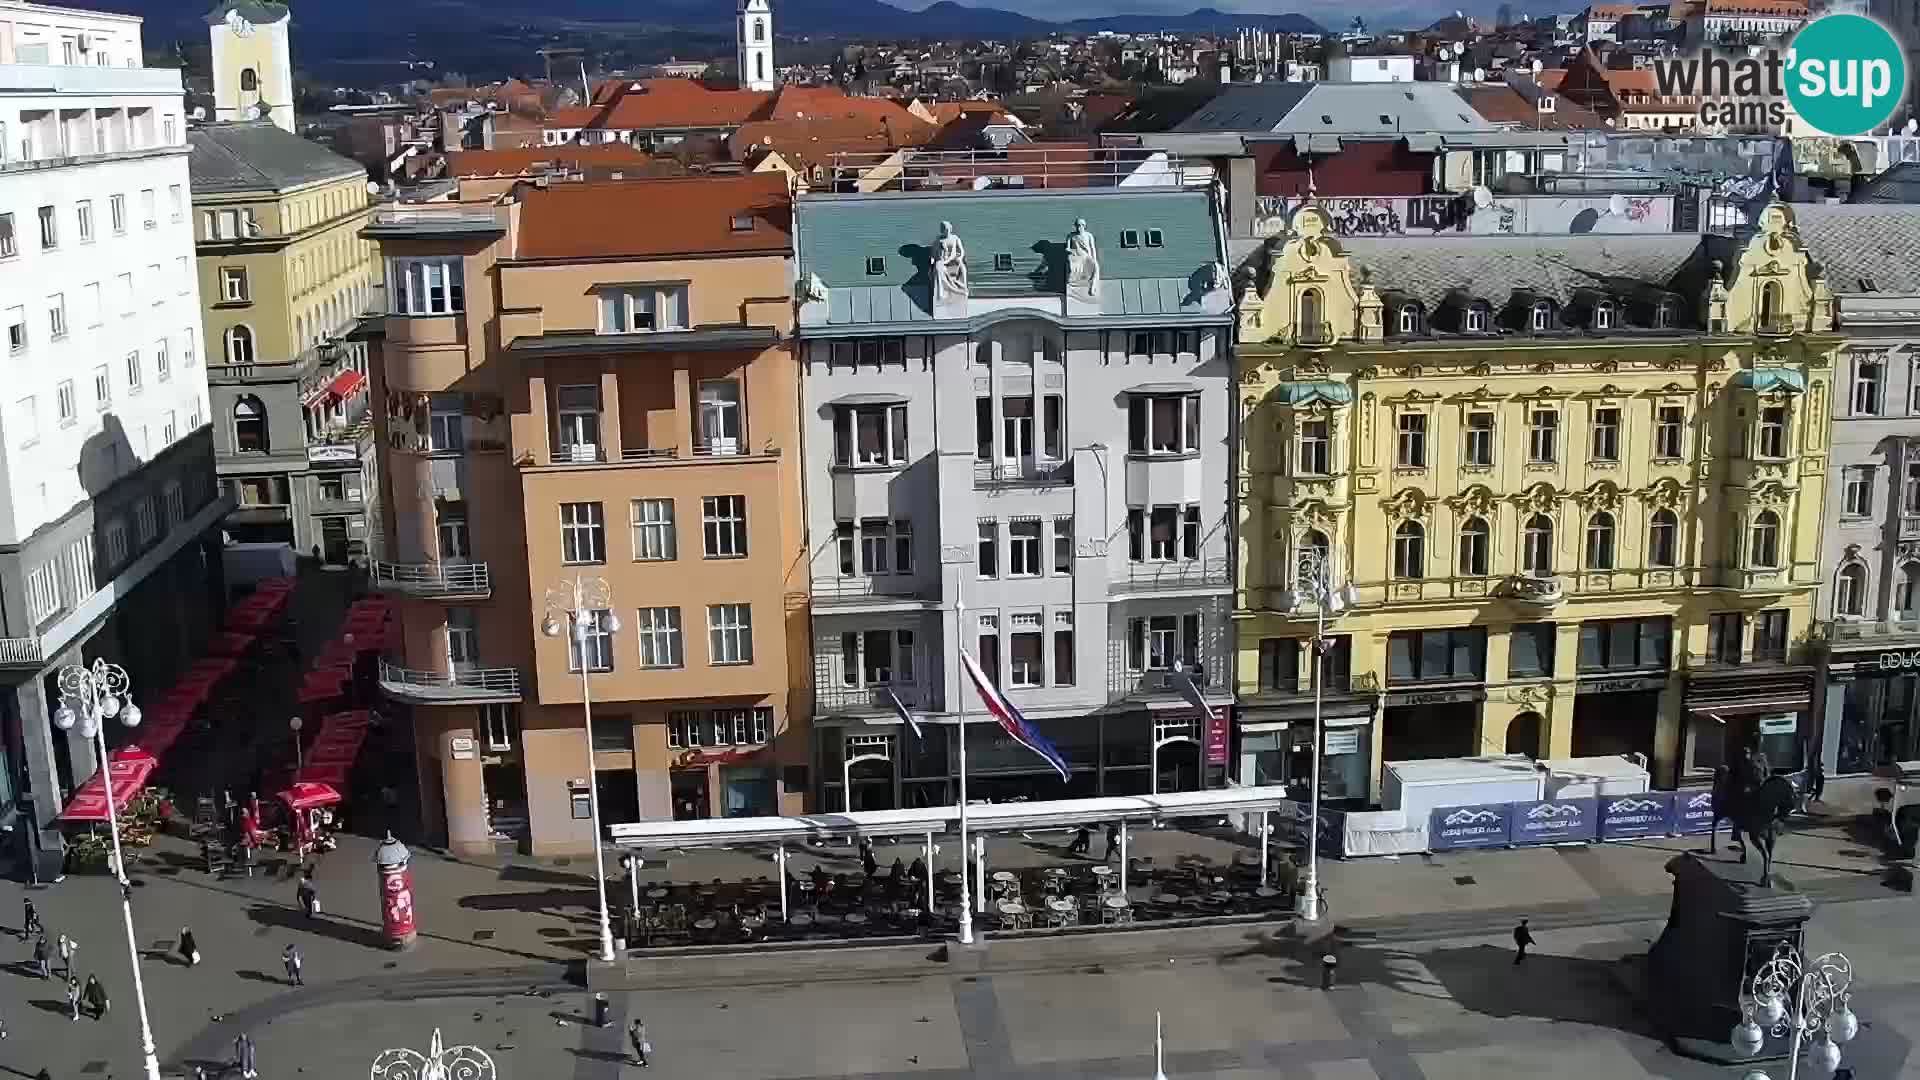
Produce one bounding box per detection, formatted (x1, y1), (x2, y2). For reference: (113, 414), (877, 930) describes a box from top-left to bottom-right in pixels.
(447, 144), (653, 177)
(1703, 0), (1806, 12)
(514, 173), (792, 261)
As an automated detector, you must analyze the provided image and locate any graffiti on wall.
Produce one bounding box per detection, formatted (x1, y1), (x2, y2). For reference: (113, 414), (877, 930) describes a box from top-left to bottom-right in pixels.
(1250, 194), (1672, 239)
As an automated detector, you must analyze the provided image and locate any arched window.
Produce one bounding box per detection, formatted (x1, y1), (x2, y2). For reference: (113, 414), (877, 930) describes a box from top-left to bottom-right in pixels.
(1522, 514), (1554, 575)
(1749, 510), (1781, 567)
(1506, 712), (1544, 758)
(240, 67), (258, 92)
(1836, 563), (1868, 617)
(1759, 280), (1783, 329)
(1298, 288), (1323, 336)
(1392, 521), (1425, 579)
(1531, 300), (1553, 332)
(753, 18), (766, 41)
(1464, 303), (1489, 333)
(1298, 528), (1330, 577)
(1458, 516), (1489, 576)
(1592, 300), (1614, 330)
(224, 325), (254, 365)
(233, 395), (268, 453)
(1648, 508), (1679, 568)
(1398, 303), (1422, 335)
(1585, 511), (1616, 570)
(1899, 563), (1920, 620)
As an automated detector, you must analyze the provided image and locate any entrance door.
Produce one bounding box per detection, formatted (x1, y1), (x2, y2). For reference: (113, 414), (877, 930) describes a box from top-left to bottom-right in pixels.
(595, 768), (638, 827)
(319, 517), (350, 565)
(1382, 702), (1478, 762)
(670, 769), (709, 820)
(1156, 742), (1201, 792)
(847, 757), (895, 811)
(482, 763), (528, 844)
(1506, 712), (1544, 758)
(1572, 692), (1659, 762)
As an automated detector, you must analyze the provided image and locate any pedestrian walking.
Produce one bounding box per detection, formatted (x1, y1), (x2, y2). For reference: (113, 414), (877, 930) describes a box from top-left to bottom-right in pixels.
(56, 933), (73, 978)
(1067, 826), (1091, 856)
(31, 932), (49, 979)
(64, 973), (80, 1021)
(1512, 918), (1535, 966)
(1102, 823), (1119, 862)
(82, 973), (108, 1020)
(296, 871), (319, 918)
(282, 943), (303, 986)
(234, 1032), (257, 1079)
(860, 841), (878, 880)
(21, 897), (39, 941)
(178, 927), (200, 967)
(628, 1018), (650, 1068)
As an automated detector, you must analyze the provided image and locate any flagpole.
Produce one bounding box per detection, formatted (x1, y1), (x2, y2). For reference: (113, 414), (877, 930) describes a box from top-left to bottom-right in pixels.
(955, 586), (974, 947)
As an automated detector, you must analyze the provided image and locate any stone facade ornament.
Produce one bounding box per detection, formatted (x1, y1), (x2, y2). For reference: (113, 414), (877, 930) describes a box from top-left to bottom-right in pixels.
(1447, 484), (1497, 517)
(1513, 482), (1562, 517)
(1065, 218), (1101, 301)
(932, 221), (969, 305)
(1381, 488), (1433, 520)
(1575, 481), (1623, 512)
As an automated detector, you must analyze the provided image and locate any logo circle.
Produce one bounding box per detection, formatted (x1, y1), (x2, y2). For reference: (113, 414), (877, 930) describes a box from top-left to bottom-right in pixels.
(1786, 14), (1907, 137)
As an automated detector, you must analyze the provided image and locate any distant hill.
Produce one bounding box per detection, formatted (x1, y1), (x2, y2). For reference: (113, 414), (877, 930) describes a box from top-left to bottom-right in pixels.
(1068, 8), (1327, 33)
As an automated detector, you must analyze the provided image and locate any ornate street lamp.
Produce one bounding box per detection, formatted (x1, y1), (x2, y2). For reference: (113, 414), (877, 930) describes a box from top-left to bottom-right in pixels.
(1292, 542), (1358, 923)
(1730, 943), (1858, 1079)
(52, 659), (160, 1080)
(543, 575), (620, 963)
(371, 1028), (496, 1080)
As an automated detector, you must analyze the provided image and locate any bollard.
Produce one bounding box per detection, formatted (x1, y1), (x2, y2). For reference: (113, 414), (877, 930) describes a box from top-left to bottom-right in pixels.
(1320, 953), (1337, 990)
(593, 992), (611, 1028)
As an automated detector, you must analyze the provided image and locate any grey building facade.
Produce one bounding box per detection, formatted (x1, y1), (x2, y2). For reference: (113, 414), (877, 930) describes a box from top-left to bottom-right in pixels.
(793, 180), (1237, 811)
(1799, 206), (1920, 777)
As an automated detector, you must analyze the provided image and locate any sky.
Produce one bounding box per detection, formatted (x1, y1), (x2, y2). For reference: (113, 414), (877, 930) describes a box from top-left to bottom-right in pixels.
(882, 0), (1494, 24)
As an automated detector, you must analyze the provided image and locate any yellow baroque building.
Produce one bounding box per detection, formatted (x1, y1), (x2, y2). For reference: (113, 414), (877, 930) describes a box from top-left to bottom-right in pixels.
(1233, 203), (1839, 800)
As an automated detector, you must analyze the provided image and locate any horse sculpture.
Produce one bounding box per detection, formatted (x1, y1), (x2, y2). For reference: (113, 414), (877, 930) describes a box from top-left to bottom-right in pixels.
(1722, 751), (1798, 885)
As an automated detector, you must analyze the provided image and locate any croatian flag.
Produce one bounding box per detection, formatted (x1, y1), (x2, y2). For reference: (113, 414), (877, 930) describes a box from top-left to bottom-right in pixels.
(884, 687), (924, 740)
(960, 649), (1071, 782)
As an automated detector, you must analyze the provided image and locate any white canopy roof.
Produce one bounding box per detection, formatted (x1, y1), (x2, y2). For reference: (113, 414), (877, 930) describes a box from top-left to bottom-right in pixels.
(608, 785), (1297, 850)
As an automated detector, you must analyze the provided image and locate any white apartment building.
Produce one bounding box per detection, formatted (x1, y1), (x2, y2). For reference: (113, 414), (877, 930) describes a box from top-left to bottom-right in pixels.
(793, 178), (1236, 812)
(0, 0), (228, 876)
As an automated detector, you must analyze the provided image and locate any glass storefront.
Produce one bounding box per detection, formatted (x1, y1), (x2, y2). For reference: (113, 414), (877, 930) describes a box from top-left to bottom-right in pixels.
(721, 766), (775, 817)
(1838, 671), (1920, 774)
(1571, 687), (1663, 761)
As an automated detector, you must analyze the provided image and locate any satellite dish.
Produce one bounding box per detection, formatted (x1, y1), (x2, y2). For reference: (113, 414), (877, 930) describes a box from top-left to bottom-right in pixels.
(1474, 66), (1486, 81)
(1472, 184), (1492, 208)
(1608, 193), (1628, 216)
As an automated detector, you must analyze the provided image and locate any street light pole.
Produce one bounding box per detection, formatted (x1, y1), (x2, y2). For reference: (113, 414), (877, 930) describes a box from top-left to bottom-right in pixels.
(543, 575), (619, 964)
(53, 659), (161, 1080)
(1294, 543), (1356, 924)
(1730, 944), (1859, 1080)
(289, 714), (304, 773)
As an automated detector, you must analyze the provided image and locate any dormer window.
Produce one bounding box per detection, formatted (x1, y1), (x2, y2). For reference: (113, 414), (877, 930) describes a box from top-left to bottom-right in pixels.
(1464, 303), (1489, 333)
(1654, 296), (1678, 328)
(1592, 300), (1614, 330)
(1531, 301), (1554, 332)
(865, 256), (886, 276)
(993, 253), (1013, 272)
(1398, 303), (1424, 335)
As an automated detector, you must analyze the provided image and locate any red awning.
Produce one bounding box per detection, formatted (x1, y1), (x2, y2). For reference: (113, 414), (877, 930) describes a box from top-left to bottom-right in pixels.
(59, 747), (159, 822)
(277, 782), (342, 811)
(328, 370), (366, 400)
(295, 762), (350, 785)
(207, 631), (257, 657)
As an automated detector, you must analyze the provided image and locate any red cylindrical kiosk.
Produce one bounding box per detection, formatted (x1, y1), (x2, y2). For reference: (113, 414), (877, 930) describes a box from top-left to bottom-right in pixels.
(374, 832), (417, 949)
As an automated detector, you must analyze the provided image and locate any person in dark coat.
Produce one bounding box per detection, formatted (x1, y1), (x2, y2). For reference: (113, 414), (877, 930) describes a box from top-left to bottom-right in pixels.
(178, 927), (200, 967)
(21, 897), (39, 941)
(235, 1032), (257, 1079)
(31, 933), (49, 979)
(1067, 826), (1091, 856)
(296, 872), (318, 918)
(1513, 919), (1535, 965)
(628, 1017), (650, 1068)
(1103, 823), (1120, 862)
(860, 841), (878, 879)
(282, 943), (303, 986)
(82, 974), (108, 1019)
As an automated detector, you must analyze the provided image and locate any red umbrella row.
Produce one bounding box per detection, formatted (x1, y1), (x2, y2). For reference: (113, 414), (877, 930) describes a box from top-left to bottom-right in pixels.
(293, 709), (372, 787)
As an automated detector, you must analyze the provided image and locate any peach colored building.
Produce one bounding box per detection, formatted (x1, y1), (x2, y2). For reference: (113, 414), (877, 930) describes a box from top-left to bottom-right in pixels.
(362, 174), (809, 856)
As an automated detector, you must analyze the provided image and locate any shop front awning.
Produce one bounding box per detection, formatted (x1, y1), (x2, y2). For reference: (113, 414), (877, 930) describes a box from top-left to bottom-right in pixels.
(1685, 667), (1815, 717)
(59, 746), (159, 822)
(609, 785), (1300, 850)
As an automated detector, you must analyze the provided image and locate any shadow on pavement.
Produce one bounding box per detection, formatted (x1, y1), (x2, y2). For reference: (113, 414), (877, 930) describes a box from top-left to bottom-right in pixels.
(496, 865), (593, 888)
(27, 999), (67, 1016)
(234, 969), (283, 985)
(1419, 944), (1650, 1034)
(456, 888), (598, 921)
(565, 1048), (632, 1065)
(243, 903), (391, 951)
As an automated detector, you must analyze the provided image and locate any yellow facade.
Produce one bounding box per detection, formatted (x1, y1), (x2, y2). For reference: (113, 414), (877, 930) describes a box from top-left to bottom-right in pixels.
(196, 173), (379, 367)
(1234, 203), (1839, 796)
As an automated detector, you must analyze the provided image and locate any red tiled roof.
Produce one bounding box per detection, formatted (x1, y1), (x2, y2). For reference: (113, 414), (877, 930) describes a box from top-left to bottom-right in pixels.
(595, 79), (776, 131)
(1456, 85), (1608, 129)
(446, 144), (654, 177)
(731, 113), (938, 170)
(514, 173), (792, 260)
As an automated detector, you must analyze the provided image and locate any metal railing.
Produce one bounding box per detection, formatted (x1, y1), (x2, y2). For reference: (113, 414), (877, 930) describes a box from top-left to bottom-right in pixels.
(973, 460), (1072, 487)
(1900, 514), (1920, 540)
(0, 637), (46, 667)
(692, 440), (779, 458)
(377, 659), (521, 698)
(1113, 558), (1231, 593)
(369, 208), (499, 228)
(810, 575), (940, 606)
(1109, 663), (1217, 702)
(814, 682), (934, 713)
(369, 561), (492, 596)
(621, 447), (679, 462)
(825, 146), (1209, 192)
(1824, 619), (1920, 643)
(550, 442), (606, 464)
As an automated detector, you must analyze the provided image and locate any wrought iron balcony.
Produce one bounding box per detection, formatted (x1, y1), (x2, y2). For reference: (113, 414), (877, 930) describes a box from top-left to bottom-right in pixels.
(1108, 662), (1219, 704)
(810, 576), (940, 609)
(369, 561), (492, 599)
(377, 659), (521, 703)
(814, 681), (935, 715)
(1112, 558), (1231, 595)
(1502, 574), (1564, 607)
(973, 460), (1073, 488)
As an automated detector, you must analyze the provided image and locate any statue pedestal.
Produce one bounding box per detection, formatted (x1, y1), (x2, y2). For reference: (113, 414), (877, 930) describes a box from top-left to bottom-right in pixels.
(1647, 853), (1813, 1064)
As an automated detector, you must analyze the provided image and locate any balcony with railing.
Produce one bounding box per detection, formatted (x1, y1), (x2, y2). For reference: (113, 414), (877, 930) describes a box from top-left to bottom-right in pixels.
(377, 659), (521, 703)
(362, 208), (504, 240)
(973, 460), (1073, 488)
(1107, 661), (1220, 704)
(369, 561), (492, 599)
(1111, 558), (1232, 595)
(814, 680), (938, 715)
(1900, 514), (1920, 541)
(1502, 574), (1564, 607)
(1821, 618), (1920, 646)
(810, 575), (941, 610)
(0, 637), (46, 669)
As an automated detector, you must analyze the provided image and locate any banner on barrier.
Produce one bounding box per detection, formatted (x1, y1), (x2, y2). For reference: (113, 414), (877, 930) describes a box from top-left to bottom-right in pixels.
(1599, 792), (1676, 840)
(1430, 802), (1512, 850)
(1512, 797), (1599, 845)
(1674, 788), (1718, 834)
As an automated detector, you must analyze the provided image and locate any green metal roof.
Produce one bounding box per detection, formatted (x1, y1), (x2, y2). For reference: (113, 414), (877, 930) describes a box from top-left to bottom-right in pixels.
(1276, 380), (1353, 406)
(795, 189), (1220, 325)
(1729, 367), (1807, 393)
